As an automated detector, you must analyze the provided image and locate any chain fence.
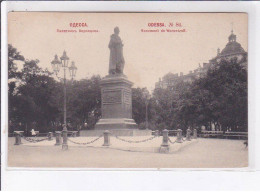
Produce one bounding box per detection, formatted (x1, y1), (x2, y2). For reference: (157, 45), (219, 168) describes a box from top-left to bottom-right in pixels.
(113, 134), (157, 143)
(168, 137), (177, 144)
(67, 135), (103, 145)
(22, 136), (49, 143)
(35, 133), (48, 137)
(19, 129), (192, 148)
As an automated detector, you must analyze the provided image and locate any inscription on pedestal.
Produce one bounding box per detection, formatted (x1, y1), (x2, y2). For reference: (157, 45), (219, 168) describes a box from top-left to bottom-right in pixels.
(124, 90), (131, 105)
(102, 90), (122, 104)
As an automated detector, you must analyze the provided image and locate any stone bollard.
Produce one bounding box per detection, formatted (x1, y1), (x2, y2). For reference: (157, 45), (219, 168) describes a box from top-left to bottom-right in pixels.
(186, 128), (191, 141)
(14, 132), (22, 145)
(55, 131), (62, 146)
(176, 129), (183, 143)
(193, 129), (197, 139)
(72, 131), (76, 138)
(48, 132), (53, 141)
(103, 130), (111, 146)
(62, 130), (68, 150)
(155, 130), (159, 136)
(160, 129), (169, 153)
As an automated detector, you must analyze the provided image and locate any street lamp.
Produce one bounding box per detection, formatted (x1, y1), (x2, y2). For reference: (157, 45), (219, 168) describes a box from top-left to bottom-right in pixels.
(143, 89), (151, 130)
(69, 61), (77, 79)
(51, 51), (77, 150)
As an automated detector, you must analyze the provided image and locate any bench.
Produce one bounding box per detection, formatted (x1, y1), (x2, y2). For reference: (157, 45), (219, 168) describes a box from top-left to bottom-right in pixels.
(14, 131), (24, 135)
(200, 131), (224, 138)
(9, 131), (24, 137)
(36, 132), (49, 137)
(223, 132), (248, 140)
(68, 131), (78, 137)
(151, 131), (157, 136)
(31, 131), (40, 136)
(168, 130), (179, 136)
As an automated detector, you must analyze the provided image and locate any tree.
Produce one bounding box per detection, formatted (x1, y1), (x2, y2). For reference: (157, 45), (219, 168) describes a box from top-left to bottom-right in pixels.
(8, 45), (247, 133)
(201, 58), (247, 131)
(8, 45), (61, 133)
(152, 79), (192, 132)
(132, 88), (146, 125)
(151, 58), (247, 132)
(8, 44), (25, 80)
(8, 46), (104, 133)
(8, 44), (25, 118)
(8, 44), (25, 133)
(132, 87), (157, 129)
(177, 58), (247, 132)
(10, 59), (61, 132)
(66, 75), (102, 130)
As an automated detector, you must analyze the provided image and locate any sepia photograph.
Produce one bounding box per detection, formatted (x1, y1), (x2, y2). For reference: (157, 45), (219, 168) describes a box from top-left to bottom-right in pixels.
(7, 12), (248, 168)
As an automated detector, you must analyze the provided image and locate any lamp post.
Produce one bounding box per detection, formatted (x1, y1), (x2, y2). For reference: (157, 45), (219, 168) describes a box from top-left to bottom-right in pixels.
(143, 89), (151, 130)
(51, 51), (77, 150)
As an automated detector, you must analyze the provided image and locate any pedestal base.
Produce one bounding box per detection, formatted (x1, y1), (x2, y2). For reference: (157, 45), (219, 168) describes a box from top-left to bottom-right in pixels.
(80, 129), (152, 137)
(95, 74), (141, 136)
(95, 118), (138, 130)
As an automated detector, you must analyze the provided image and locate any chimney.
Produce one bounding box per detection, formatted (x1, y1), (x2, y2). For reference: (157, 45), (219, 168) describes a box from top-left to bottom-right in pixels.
(180, 72), (183, 76)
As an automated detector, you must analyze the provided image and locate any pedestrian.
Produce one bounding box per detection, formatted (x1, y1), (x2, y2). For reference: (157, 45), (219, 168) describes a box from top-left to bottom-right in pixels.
(31, 129), (36, 136)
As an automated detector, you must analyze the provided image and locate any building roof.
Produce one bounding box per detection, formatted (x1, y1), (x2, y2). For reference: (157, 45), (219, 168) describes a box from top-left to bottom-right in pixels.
(162, 72), (178, 81)
(219, 31), (246, 57)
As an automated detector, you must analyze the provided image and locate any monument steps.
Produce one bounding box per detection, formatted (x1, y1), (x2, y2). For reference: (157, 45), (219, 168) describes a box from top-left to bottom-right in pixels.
(80, 129), (152, 137)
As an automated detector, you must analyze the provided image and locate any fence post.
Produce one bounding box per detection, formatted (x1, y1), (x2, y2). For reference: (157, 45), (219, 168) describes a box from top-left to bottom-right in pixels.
(176, 129), (183, 143)
(62, 130), (68, 150)
(193, 129), (197, 139)
(48, 132), (53, 141)
(160, 129), (169, 153)
(186, 128), (191, 141)
(55, 131), (62, 146)
(14, 132), (22, 145)
(103, 130), (111, 146)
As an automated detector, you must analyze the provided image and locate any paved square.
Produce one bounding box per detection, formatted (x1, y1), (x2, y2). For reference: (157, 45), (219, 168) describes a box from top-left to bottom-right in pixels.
(8, 137), (248, 168)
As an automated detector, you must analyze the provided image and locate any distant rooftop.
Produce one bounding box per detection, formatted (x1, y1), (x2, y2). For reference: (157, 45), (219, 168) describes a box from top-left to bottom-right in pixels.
(219, 30), (246, 57)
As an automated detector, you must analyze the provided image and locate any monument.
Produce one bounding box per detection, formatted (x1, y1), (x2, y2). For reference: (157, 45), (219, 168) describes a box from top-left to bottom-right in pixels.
(95, 27), (150, 136)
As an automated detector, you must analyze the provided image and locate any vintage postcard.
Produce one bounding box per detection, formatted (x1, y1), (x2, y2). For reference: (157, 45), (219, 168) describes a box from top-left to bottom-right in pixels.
(7, 12), (248, 168)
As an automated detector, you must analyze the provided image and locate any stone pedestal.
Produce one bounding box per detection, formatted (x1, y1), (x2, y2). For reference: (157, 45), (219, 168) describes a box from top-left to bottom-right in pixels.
(176, 129), (183, 143)
(186, 128), (191, 141)
(102, 130), (111, 146)
(160, 129), (169, 153)
(55, 131), (62, 146)
(95, 74), (138, 133)
(14, 132), (22, 145)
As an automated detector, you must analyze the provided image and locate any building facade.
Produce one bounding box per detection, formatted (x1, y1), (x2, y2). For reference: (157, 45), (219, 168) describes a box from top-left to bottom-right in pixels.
(155, 30), (247, 89)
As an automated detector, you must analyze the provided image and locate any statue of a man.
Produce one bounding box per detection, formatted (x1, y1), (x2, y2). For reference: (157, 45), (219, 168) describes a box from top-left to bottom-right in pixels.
(108, 27), (125, 75)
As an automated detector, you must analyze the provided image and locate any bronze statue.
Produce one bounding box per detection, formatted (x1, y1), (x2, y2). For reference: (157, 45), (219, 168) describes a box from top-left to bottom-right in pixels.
(108, 27), (125, 75)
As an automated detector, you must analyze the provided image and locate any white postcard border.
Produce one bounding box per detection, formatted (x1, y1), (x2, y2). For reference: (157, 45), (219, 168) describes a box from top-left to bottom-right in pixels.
(1, 0), (260, 190)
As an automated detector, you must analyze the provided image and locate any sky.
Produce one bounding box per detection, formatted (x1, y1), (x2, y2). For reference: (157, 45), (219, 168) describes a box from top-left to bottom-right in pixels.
(8, 12), (248, 90)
